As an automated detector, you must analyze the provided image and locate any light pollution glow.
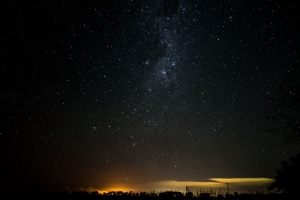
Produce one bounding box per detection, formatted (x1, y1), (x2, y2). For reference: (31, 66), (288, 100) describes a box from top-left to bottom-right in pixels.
(89, 178), (274, 194)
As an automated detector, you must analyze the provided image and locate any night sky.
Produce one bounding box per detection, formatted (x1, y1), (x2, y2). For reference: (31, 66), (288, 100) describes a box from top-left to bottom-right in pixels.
(2, 0), (300, 194)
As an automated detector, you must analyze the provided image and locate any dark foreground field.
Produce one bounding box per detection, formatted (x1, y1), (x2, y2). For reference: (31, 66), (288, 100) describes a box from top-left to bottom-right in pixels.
(0, 192), (296, 200)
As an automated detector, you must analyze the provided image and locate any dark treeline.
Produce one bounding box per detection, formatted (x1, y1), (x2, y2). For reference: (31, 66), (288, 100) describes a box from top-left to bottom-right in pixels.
(0, 190), (296, 200)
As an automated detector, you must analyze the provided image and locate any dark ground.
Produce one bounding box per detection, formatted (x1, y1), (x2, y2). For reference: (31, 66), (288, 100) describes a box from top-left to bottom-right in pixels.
(0, 191), (296, 200)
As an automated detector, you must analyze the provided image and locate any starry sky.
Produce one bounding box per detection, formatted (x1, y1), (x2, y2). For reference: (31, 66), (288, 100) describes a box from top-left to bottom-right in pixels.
(2, 0), (300, 194)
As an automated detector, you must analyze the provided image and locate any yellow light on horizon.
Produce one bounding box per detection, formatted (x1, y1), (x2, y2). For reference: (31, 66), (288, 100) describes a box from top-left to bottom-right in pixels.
(209, 178), (274, 183)
(93, 178), (275, 194)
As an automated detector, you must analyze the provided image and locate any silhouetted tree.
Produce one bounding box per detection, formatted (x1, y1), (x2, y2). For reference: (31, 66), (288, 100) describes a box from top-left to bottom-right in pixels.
(91, 190), (99, 195)
(185, 191), (193, 198)
(268, 152), (300, 195)
(264, 75), (300, 146)
(200, 193), (210, 199)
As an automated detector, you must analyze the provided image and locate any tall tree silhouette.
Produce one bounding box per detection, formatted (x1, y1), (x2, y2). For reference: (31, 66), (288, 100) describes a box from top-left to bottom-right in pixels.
(268, 152), (300, 194)
(265, 75), (300, 146)
(266, 71), (300, 194)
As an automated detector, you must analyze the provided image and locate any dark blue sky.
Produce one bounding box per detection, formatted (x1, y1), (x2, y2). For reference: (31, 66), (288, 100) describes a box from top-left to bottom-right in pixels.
(2, 0), (300, 193)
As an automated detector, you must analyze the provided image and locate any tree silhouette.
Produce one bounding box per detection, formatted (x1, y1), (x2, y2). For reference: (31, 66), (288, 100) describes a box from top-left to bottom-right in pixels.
(264, 75), (300, 146)
(268, 152), (300, 195)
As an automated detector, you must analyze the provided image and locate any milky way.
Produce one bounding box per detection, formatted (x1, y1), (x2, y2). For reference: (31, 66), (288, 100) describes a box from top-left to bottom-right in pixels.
(3, 0), (300, 193)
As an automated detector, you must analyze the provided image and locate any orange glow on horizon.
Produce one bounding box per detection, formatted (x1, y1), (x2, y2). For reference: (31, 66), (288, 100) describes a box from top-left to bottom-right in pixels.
(104, 187), (134, 192)
(92, 178), (275, 194)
